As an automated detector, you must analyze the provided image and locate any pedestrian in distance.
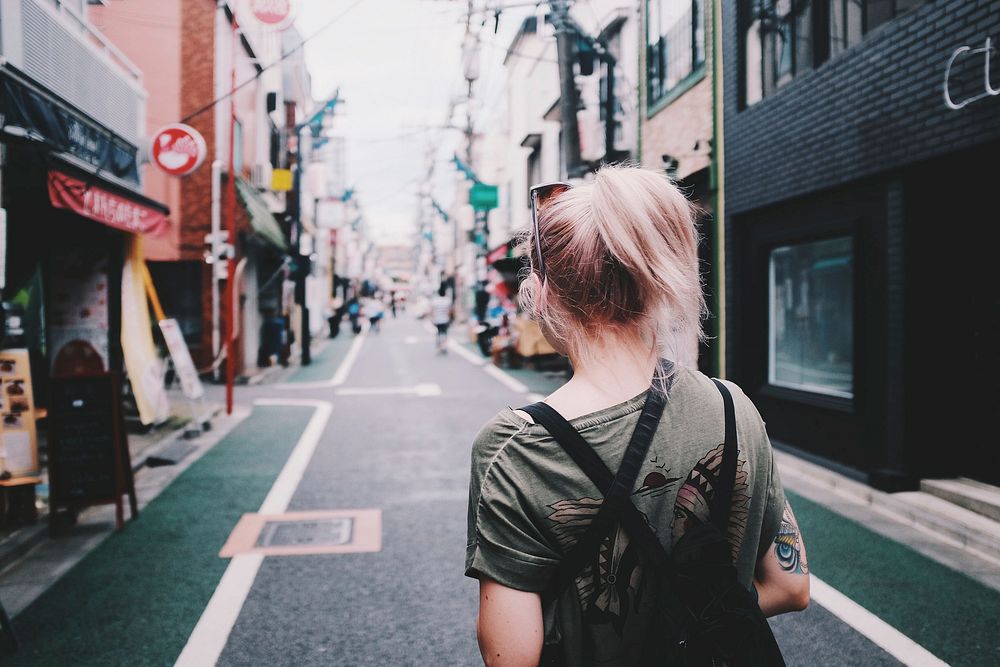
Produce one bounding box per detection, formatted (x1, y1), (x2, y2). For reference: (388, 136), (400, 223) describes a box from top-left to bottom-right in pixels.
(430, 284), (453, 354)
(346, 296), (362, 335)
(390, 291), (398, 318)
(365, 294), (385, 333)
(466, 166), (808, 666)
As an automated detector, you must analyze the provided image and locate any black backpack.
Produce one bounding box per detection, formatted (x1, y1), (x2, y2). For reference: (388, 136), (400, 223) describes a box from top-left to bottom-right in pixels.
(520, 377), (785, 667)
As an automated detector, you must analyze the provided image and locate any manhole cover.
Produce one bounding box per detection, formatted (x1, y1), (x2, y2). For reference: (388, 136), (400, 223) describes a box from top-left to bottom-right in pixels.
(220, 509), (381, 557)
(256, 518), (354, 548)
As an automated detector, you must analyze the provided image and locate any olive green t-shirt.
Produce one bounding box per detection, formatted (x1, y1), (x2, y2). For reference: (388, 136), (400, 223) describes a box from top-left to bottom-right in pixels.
(465, 367), (786, 665)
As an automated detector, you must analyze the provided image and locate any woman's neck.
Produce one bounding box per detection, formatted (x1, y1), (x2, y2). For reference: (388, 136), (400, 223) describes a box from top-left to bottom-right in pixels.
(544, 336), (658, 420)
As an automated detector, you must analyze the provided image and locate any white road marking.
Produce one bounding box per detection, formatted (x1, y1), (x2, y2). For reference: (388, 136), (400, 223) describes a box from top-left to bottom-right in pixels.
(274, 331), (367, 389)
(403, 336), (419, 344)
(174, 399), (333, 667)
(810, 575), (949, 667)
(445, 337), (537, 394)
(526, 392), (545, 403)
(335, 383), (442, 397)
(484, 362), (529, 393)
(446, 338), (485, 365)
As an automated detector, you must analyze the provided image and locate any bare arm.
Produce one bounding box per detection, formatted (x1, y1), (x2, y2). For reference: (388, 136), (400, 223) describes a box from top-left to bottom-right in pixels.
(476, 578), (544, 667)
(753, 501), (810, 616)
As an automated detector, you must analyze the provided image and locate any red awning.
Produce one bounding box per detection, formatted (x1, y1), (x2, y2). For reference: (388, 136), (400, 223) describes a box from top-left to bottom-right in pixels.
(47, 169), (169, 236)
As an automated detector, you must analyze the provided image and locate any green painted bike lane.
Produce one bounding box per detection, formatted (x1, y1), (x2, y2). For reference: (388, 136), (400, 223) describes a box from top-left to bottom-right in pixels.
(7, 405), (315, 667)
(788, 489), (1000, 666)
(285, 333), (357, 384)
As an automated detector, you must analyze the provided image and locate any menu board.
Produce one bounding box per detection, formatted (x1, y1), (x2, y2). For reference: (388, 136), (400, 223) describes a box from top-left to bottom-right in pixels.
(47, 373), (125, 506)
(0, 349), (39, 477)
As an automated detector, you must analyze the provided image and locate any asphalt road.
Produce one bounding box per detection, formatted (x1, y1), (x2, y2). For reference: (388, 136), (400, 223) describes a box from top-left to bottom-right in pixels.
(8, 312), (996, 665)
(210, 315), (910, 666)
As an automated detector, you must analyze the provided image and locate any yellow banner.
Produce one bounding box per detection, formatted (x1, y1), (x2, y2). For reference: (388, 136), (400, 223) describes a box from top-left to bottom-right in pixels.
(121, 236), (170, 425)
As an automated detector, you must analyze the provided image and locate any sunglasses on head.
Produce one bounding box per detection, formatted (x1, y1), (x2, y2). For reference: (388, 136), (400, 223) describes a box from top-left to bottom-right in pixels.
(529, 181), (571, 278)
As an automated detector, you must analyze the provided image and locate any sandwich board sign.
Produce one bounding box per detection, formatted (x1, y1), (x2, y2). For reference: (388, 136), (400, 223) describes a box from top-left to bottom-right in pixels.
(158, 319), (204, 400)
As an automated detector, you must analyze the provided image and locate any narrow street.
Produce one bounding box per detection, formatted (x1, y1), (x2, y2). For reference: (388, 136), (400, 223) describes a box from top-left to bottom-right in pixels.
(4, 314), (998, 666)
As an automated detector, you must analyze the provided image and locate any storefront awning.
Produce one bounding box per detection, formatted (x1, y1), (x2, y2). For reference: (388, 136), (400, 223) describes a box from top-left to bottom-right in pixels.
(235, 177), (287, 251)
(1, 65), (140, 184)
(47, 169), (169, 236)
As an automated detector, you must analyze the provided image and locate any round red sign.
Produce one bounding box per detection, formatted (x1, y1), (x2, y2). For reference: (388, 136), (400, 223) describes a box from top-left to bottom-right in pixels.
(247, 0), (296, 29)
(150, 124), (207, 177)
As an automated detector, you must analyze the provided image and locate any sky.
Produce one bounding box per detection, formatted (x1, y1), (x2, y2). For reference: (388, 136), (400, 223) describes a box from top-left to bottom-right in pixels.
(295, 0), (528, 246)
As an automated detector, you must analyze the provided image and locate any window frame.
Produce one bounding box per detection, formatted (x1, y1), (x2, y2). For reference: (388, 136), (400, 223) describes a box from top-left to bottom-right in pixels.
(646, 0), (707, 115)
(767, 235), (856, 400)
(739, 0), (927, 108)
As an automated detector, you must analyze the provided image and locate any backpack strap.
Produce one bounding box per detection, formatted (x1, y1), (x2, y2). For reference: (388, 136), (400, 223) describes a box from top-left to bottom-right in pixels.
(521, 388), (674, 605)
(709, 379), (740, 534)
(526, 374), (741, 605)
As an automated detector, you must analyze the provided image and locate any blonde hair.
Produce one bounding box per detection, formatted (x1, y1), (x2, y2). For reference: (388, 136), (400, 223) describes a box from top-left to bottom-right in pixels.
(519, 164), (706, 370)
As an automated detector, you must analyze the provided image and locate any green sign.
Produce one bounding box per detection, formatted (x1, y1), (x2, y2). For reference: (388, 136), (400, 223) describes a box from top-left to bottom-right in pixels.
(469, 183), (498, 211)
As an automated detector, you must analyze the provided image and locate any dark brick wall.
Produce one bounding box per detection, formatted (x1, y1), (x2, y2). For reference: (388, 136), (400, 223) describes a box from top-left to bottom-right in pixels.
(722, 0), (1000, 216)
(719, 0), (1000, 484)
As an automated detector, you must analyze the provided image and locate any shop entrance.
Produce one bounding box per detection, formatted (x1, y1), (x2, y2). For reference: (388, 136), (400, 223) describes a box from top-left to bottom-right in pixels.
(905, 143), (999, 485)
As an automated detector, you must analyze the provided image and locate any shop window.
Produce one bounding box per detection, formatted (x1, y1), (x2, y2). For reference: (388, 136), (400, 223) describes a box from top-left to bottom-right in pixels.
(742, 0), (814, 106)
(647, 0), (705, 107)
(866, 0), (926, 32)
(768, 236), (853, 398)
(830, 0), (925, 56)
(743, 0), (928, 105)
(829, 0), (863, 56)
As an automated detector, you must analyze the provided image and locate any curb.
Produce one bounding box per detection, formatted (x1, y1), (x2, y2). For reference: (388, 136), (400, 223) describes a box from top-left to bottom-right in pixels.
(1, 407), (224, 574)
(774, 448), (1000, 565)
(0, 522), (47, 575)
(131, 403), (224, 472)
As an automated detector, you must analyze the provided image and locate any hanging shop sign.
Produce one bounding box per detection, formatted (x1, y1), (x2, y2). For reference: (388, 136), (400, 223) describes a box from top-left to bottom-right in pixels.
(245, 0), (297, 30)
(0, 67), (139, 183)
(272, 168), (293, 191)
(47, 170), (169, 236)
(150, 124), (207, 177)
(470, 182), (499, 212)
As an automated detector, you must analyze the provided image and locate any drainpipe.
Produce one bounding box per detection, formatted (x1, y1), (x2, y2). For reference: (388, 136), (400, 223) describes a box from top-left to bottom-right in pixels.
(711, 0), (726, 377)
(210, 159), (222, 370)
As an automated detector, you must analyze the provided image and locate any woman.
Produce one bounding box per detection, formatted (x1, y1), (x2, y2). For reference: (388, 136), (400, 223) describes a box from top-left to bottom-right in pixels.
(465, 166), (809, 666)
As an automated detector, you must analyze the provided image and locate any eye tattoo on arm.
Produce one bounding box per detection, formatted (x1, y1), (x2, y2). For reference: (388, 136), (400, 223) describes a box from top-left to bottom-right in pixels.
(774, 503), (808, 575)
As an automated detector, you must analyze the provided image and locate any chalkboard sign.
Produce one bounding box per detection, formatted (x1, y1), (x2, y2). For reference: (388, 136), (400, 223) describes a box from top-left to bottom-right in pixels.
(47, 373), (136, 530)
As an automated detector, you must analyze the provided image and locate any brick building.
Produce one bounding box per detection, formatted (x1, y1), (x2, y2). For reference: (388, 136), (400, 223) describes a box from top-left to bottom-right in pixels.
(721, 0), (1000, 488)
(640, 0), (718, 375)
(92, 0), (289, 376)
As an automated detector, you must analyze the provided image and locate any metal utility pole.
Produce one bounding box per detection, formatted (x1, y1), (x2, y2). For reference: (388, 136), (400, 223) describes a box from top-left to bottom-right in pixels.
(224, 13), (238, 415)
(550, 0), (584, 178)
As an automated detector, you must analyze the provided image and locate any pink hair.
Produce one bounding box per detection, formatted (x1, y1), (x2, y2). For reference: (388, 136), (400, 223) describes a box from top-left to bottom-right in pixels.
(519, 165), (706, 371)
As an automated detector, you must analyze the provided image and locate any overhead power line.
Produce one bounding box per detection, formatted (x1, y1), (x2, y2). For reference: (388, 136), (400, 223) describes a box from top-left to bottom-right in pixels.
(180, 0), (369, 124)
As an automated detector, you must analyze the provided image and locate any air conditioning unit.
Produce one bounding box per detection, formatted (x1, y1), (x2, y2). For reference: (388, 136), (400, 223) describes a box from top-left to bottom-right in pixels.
(250, 162), (273, 190)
